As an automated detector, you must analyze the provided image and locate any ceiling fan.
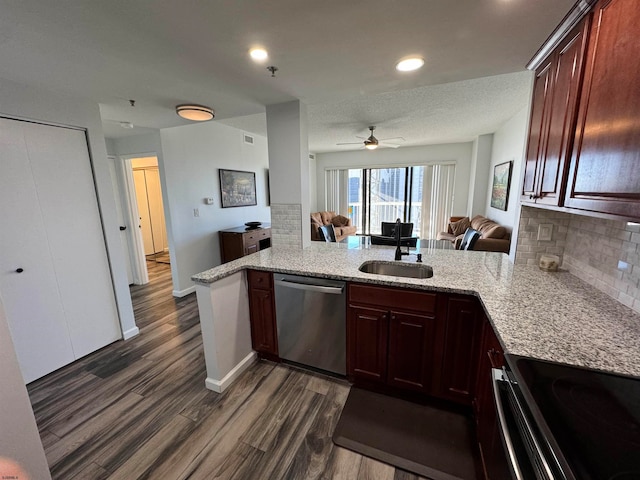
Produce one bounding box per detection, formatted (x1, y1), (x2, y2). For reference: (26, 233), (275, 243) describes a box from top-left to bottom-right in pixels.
(337, 126), (405, 150)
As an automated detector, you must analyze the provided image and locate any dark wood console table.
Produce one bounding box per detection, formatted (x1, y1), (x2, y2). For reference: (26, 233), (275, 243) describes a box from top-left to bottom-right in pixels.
(219, 224), (271, 263)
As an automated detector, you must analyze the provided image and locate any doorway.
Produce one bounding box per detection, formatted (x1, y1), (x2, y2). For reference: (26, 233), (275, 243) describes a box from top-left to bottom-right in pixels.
(131, 157), (169, 265)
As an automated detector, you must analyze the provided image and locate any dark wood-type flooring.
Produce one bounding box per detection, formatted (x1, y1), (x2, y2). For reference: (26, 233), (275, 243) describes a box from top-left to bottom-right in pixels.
(27, 261), (428, 479)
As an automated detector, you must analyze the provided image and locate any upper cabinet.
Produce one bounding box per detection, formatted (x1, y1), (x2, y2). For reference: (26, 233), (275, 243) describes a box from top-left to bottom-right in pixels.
(523, 0), (640, 219)
(522, 18), (590, 206)
(564, 0), (640, 217)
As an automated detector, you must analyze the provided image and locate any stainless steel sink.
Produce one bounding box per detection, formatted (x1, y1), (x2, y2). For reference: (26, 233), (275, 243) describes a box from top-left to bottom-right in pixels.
(358, 261), (433, 279)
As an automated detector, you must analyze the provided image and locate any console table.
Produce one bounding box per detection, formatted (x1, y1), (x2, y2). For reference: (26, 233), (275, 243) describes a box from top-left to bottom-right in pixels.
(219, 224), (271, 263)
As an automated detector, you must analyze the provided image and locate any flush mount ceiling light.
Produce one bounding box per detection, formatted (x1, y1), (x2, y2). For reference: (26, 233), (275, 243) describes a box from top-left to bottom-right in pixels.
(176, 104), (215, 121)
(249, 48), (268, 61)
(396, 57), (425, 72)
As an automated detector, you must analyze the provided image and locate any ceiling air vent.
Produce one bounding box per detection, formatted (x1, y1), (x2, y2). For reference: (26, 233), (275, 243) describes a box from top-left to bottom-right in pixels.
(243, 133), (254, 145)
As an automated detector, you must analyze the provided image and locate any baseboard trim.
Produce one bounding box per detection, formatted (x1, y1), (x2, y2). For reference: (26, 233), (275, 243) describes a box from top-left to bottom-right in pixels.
(173, 285), (196, 297)
(122, 326), (140, 340)
(204, 351), (257, 393)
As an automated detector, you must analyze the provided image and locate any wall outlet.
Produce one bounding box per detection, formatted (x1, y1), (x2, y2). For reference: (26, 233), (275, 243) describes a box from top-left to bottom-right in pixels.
(193, 208), (200, 217)
(537, 223), (553, 241)
(204, 197), (214, 205)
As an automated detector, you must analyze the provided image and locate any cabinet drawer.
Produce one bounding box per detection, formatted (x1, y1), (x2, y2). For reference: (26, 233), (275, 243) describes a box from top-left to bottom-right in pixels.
(348, 283), (436, 314)
(247, 269), (272, 289)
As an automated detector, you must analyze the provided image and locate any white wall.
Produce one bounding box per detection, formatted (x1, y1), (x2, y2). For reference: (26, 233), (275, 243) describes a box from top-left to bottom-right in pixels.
(309, 155), (318, 212)
(160, 122), (270, 294)
(484, 106), (529, 229)
(0, 298), (51, 480)
(468, 134), (493, 216)
(0, 78), (136, 342)
(315, 142), (474, 217)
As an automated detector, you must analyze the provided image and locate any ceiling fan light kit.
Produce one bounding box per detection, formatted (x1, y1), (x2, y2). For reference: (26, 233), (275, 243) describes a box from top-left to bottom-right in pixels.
(336, 125), (405, 150)
(176, 104), (215, 121)
(249, 47), (268, 61)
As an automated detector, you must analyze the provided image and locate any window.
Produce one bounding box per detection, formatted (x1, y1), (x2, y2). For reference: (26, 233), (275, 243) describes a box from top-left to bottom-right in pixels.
(347, 166), (424, 235)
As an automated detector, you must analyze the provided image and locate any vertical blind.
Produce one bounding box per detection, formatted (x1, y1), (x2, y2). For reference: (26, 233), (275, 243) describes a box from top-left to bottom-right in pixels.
(324, 169), (348, 214)
(420, 164), (456, 240)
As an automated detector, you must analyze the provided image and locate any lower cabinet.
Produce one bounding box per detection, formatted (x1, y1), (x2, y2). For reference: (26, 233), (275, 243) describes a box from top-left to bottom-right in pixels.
(433, 295), (483, 405)
(474, 316), (510, 480)
(347, 283), (438, 394)
(247, 269), (278, 359)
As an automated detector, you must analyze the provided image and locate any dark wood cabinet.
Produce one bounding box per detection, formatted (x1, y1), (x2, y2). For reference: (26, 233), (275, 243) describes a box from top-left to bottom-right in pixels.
(522, 18), (589, 206)
(347, 283), (437, 393)
(347, 305), (389, 384)
(474, 316), (510, 480)
(564, 0), (640, 218)
(433, 295), (483, 405)
(219, 225), (271, 263)
(247, 269), (278, 359)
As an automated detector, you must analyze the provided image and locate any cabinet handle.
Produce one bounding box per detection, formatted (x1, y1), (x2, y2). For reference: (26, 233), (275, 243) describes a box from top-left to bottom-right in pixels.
(15, 268), (24, 273)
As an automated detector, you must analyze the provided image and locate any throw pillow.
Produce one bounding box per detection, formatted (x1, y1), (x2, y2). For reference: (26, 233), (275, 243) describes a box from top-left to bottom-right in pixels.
(450, 217), (470, 236)
(331, 215), (350, 228)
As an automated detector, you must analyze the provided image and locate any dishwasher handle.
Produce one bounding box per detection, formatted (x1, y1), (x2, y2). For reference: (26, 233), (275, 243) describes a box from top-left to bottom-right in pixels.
(274, 278), (344, 295)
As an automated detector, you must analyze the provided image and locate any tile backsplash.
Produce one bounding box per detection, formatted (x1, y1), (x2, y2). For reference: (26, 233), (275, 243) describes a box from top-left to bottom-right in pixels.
(270, 203), (302, 248)
(517, 206), (640, 313)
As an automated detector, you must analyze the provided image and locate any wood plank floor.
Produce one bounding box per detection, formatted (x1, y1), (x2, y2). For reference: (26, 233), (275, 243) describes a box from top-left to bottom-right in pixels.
(28, 261), (428, 479)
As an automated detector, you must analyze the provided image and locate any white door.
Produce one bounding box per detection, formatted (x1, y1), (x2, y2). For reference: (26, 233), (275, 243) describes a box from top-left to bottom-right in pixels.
(133, 169), (155, 255)
(107, 156), (133, 284)
(0, 118), (121, 382)
(0, 119), (75, 381)
(144, 168), (168, 253)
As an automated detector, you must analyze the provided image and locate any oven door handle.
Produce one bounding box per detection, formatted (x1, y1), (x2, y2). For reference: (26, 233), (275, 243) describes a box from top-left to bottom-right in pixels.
(492, 368), (526, 480)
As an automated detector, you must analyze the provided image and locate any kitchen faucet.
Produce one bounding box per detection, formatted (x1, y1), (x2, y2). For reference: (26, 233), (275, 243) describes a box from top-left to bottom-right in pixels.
(394, 218), (410, 261)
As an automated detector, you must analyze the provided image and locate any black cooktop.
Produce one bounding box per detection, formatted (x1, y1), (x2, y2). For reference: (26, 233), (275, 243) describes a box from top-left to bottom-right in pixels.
(507, 355), (640, 480)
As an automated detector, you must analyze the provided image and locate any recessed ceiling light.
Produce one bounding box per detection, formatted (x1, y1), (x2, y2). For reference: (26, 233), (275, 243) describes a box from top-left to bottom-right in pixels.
(396, 57), (424, 72)
(176, 104), (215, 121)
(250, 48), (268, 62)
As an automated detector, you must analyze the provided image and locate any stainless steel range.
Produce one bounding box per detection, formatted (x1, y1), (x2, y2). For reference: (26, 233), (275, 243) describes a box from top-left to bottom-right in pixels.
(493, 355), (640, 479)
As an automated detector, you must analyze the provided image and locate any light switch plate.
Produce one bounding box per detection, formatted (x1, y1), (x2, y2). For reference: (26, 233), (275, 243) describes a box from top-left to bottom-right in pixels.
(537, 224), (553, 241)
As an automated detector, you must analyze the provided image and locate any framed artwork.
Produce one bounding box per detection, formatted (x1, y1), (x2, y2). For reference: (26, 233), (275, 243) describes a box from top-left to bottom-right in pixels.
(490, 161), (513, 211)
(219, 169), (257, 208)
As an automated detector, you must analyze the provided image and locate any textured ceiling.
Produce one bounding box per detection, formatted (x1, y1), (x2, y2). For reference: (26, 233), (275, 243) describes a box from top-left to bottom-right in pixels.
(0, 0), (576, 151)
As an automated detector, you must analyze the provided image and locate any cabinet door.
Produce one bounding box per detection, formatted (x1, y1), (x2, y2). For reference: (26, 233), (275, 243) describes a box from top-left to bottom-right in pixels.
(435, 296), (482, 405)
(565, 0), (640, 218)
(522, 60), (554, 202)
(536, 19), (589, 206)
(387, 310), (436, 393)
(475, 318), (510, 480)
(248, 287), (278, 356)
(347, 305), (388, 384)
(247, 270), (278, 357)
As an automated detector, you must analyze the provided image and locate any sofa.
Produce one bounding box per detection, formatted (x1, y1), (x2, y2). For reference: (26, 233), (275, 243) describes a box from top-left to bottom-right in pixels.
(437, 215), (511, 253)
(311, 211), (357, 242)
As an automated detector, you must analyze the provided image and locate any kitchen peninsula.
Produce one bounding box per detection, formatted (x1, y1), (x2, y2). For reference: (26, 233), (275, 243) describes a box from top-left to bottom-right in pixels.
(192, 241), (640, 392)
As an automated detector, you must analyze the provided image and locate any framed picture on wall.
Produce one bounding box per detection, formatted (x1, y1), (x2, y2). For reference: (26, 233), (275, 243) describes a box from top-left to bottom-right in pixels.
(490, 161), (513, 211)
(219, 169), (257, 208)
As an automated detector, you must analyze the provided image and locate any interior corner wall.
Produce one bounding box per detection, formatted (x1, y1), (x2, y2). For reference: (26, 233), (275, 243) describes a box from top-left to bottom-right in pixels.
(0, 298), (51, 480)
(314, 142), (474, 217)
(309, 156), (318, 212)
(468, 134), (493, 216)
(160, 122), (270, 294)
(0, 78), (136, 341)
(484, 106), (529, 232)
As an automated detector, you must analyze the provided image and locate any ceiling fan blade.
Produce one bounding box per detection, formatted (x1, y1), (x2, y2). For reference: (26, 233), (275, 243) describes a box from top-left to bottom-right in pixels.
(336, 141), (365, 145)
(379, 136), (406, 142)
(379, 142), (402, 148)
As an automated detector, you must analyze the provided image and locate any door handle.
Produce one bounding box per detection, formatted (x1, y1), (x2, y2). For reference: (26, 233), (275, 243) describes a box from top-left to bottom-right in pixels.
(16, 268), (24, 273)
(119, 226), (127, 231)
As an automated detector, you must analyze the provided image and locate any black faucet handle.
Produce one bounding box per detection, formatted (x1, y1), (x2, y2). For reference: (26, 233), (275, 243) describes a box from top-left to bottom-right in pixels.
(416, 254), (422, 263)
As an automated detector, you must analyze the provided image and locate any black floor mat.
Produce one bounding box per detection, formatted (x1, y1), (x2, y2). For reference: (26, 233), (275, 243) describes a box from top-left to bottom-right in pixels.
(333, 387), (477, 480)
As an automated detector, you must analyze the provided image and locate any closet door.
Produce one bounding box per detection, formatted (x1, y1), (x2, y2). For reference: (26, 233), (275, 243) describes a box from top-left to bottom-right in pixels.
(0, 118), (121, 382)
(0, 119), (75, 382)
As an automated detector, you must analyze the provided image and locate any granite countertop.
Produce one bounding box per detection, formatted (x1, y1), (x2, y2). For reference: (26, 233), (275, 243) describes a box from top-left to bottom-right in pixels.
(192, 242), (640, 378)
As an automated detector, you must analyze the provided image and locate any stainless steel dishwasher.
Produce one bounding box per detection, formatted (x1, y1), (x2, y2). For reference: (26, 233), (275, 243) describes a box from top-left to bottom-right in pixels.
(274, 273), (346, 375)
